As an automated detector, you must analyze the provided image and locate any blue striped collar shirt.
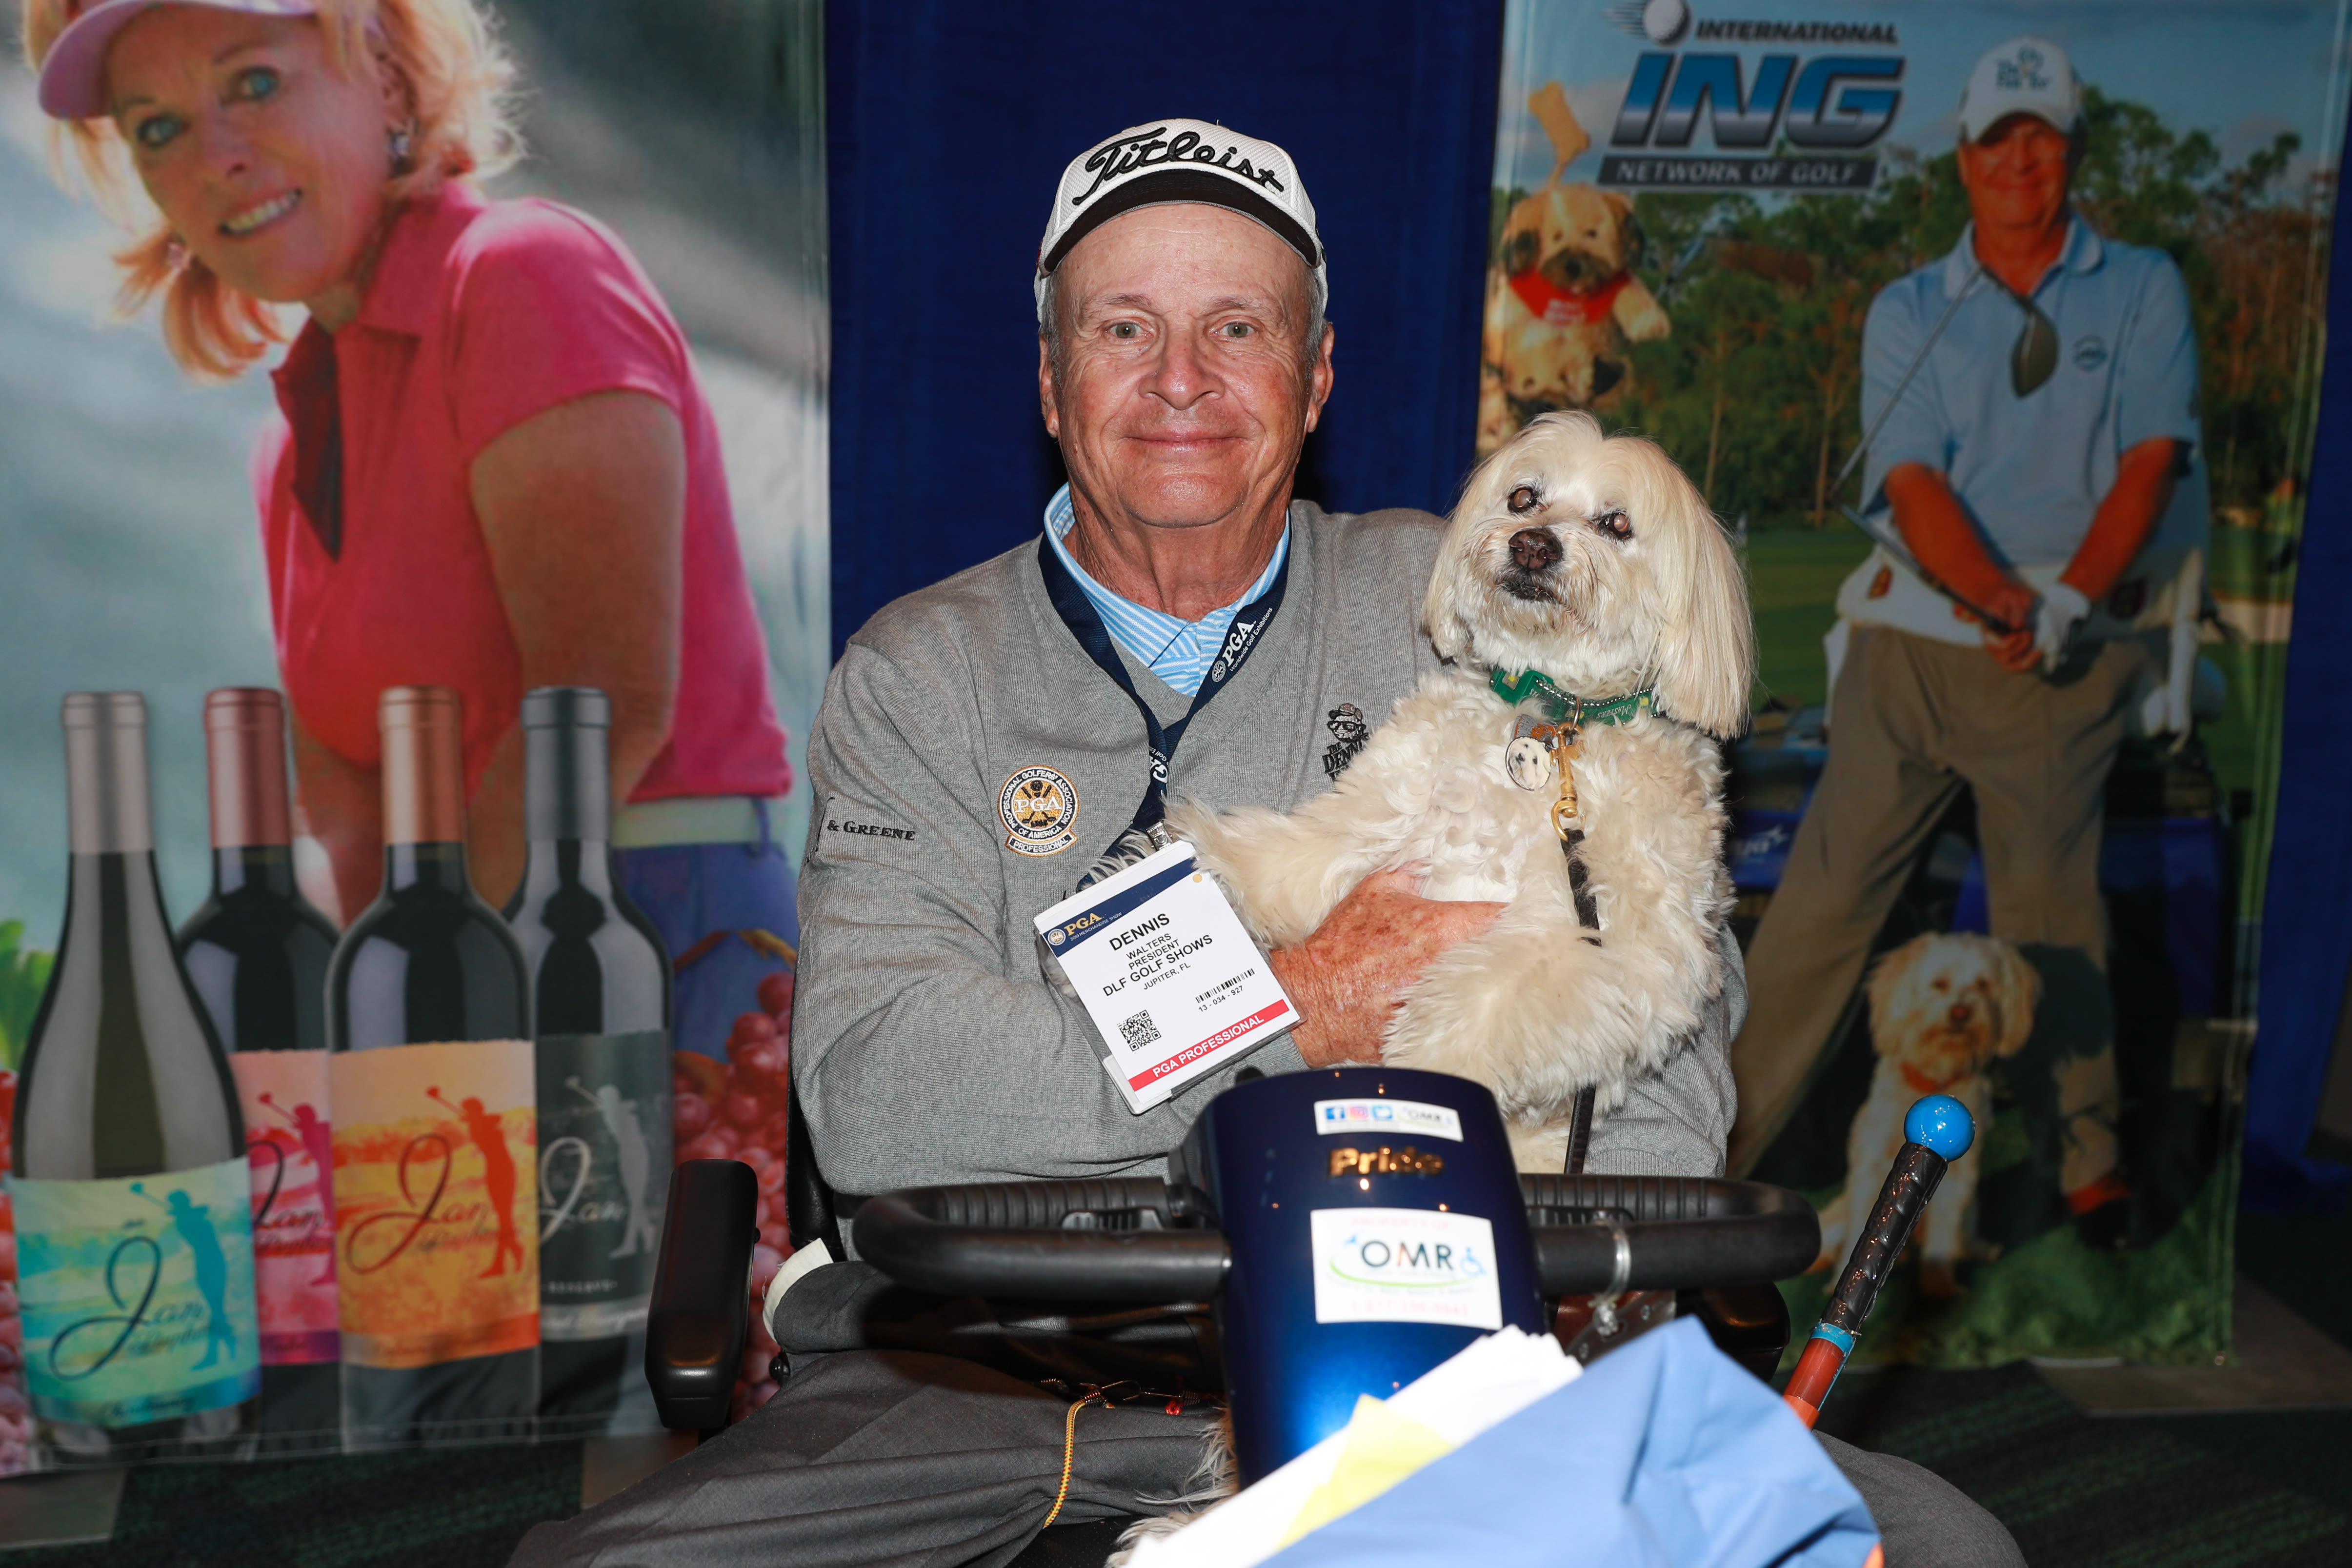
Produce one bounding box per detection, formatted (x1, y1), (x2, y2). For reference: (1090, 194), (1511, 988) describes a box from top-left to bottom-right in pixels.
(1042, 484), (1291, 698)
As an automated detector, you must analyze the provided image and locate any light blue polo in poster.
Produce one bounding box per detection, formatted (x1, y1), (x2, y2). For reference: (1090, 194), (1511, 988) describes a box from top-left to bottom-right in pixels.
(1860, 218), (2205, 568)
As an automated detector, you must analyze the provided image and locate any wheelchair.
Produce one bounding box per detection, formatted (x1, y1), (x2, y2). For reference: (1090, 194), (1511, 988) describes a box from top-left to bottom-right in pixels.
(640, 1066), (1829, 1566)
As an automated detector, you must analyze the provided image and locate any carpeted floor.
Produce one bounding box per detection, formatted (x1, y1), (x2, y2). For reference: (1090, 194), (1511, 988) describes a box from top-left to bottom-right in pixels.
(1815, 1364), (2352, 1566)
(14, 1211), (2352, 1568)
(2, 1444), (582, 1568)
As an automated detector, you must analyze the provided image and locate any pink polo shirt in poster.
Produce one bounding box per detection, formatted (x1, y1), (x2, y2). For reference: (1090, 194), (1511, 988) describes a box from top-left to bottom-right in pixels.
(253, 182), (791, 803)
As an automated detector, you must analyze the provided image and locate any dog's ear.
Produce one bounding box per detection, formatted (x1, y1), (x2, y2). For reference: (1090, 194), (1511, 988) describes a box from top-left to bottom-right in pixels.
(1989, 942), (2041, 1058)
(1635, 446), (1755, 739)
(1864, 938), (1926, 1055)
(1426, 440), (1512, 664)
(1604, 190), (1646, 263)
(1504, 225), (1540, 278)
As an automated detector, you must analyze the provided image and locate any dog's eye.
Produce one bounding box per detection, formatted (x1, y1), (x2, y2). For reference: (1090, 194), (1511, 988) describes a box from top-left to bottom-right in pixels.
(1507, 485), (1540, 516)
(1590, 510), (1632, 541)
(1932, 978), (1950, 992)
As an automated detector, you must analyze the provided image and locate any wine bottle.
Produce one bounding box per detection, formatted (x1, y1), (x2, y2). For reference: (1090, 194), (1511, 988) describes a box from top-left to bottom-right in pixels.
(12, 692), (260, 1465)
(504, 688), (673, 1432)
(326, 686), (538, 1449)
(176, 688), (342, 1446)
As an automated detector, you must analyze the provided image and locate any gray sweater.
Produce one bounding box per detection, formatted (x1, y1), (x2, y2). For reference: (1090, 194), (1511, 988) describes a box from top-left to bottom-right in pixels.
(795, 501), (1741, 1195)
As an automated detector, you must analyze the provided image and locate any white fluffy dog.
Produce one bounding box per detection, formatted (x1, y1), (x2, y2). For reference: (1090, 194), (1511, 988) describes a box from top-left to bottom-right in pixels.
(1167, 411), (1754, 1170)
(1815, 932), (2039, 1293)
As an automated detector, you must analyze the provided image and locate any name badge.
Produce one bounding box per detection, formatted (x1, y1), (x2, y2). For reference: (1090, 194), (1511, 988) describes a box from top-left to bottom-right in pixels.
(1034, 843), (1299, 1115)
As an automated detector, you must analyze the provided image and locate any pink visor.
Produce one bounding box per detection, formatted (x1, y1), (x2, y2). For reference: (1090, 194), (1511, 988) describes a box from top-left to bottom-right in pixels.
(37, 0), (319, 120)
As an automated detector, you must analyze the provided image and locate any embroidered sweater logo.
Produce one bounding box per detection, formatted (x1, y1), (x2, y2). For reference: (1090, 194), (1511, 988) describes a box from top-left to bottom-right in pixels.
(999, 766), (1080, 857)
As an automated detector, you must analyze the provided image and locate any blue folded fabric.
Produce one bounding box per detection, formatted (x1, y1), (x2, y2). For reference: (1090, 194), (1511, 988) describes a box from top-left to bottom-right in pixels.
(1264, 1318), (1879, 1568)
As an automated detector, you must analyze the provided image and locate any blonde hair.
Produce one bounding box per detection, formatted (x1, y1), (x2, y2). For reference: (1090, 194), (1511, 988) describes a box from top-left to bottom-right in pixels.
(21, 0), (522, 378)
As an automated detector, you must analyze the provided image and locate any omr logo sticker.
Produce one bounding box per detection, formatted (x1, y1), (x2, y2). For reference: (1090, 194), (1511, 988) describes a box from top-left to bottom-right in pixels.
(1309, 1207), (1503, 1329)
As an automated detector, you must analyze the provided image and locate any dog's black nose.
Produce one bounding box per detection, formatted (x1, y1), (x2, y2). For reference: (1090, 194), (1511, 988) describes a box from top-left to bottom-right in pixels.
(1949, 1003), (1973, 1026)
(1508, 528), (1562, 573)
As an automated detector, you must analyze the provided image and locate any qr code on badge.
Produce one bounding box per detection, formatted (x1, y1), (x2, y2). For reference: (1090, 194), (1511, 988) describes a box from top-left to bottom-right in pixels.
(1118, 1010), (1162, 1053)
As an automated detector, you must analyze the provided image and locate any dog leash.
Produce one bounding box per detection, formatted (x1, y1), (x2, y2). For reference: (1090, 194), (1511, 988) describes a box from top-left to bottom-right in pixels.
(1491, 668), (1654, 937)
(1492, 669), (1659, 1177)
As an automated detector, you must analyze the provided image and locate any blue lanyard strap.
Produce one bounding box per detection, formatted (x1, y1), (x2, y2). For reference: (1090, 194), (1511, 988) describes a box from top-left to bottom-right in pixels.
(1036, 532), (1292, 838)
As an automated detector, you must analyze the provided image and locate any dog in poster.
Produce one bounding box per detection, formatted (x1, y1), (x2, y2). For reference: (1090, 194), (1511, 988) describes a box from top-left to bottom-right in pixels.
(1814, 932), (2041, 1293)
(1478, 85), (1672, 456)
(1171, 413), (1752, 1170)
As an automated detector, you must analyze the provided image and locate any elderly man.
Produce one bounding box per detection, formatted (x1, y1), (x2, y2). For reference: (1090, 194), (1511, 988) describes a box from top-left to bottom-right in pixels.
(792, 121), (1735, 1194)
(517, 120), (2020, 1568)
(1731, 37), (2203, 1206)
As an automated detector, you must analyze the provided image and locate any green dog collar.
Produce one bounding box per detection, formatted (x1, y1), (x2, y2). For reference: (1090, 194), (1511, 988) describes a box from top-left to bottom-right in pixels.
(1488, 668), (1657, 727)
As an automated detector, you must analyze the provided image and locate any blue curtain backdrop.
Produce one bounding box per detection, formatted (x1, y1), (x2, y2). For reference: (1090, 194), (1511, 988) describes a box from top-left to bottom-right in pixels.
(825, 0), (1502, 654)
(2244, 109), (2352, 1214)
(824, 0), (2351, 1213)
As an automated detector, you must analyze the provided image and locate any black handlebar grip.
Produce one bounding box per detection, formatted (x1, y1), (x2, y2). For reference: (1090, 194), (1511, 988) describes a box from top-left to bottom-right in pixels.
(1523, 1177), (1820, 1294)
(851, 1186), (1230, 1301)
(644, 1159), (760, 1431)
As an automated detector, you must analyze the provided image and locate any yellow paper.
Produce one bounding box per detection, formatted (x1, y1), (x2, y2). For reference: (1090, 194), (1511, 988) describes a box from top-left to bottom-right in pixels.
(1279, 1394), (1459, 1547)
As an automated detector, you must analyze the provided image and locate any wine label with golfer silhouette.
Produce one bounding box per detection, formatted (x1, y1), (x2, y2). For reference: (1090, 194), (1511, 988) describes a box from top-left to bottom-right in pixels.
(226, 1053), (341, 1366)
(11, 1158), (260, 1427)
(328, 1042), (538, 1370)
(533, 1032), (672, 1342)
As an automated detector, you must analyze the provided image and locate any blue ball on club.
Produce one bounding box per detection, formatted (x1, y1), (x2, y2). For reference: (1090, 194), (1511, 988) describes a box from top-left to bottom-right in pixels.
(1904, 1094), (1975, 1160)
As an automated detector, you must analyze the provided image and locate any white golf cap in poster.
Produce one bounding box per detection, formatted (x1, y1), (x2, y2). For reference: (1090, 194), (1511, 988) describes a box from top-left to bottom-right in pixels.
(1035, 119), (1325, 317)
(1958, 37), (2086, 143)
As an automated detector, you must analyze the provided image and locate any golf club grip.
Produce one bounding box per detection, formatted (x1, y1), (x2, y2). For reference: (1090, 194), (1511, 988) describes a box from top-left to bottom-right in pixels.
(1783, 1140), (1948, 1424)
(1828, 1141), (1949, 1336)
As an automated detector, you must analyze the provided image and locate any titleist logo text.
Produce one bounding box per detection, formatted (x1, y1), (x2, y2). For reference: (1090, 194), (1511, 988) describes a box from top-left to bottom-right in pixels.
(1075, 127), (1287, 204)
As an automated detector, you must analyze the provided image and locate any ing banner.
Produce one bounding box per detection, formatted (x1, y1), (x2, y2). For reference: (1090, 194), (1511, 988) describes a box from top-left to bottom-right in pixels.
(1486, 0), (2347, 1365)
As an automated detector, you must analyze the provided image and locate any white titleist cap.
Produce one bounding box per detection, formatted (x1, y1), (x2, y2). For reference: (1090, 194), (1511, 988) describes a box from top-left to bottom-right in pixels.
(1957, 37), (2084, 144)
(1035, 119), (1325, 319)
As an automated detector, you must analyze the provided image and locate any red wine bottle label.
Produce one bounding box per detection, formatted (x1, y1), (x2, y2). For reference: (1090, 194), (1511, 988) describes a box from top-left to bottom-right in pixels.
(227, 1052), (341, 1366)
(12, 1158), (260, 1428)
(328, 1042), (539, 1370)
(534, 1031), (673, 1342)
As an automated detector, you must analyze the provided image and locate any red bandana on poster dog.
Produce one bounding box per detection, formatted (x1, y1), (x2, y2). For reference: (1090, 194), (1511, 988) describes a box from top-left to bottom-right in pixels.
(1509, 268), (1633, 325)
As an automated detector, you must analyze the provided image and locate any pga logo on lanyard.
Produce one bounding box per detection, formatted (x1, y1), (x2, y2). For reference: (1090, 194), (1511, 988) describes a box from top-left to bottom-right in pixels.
(999, 765), (1080, 857)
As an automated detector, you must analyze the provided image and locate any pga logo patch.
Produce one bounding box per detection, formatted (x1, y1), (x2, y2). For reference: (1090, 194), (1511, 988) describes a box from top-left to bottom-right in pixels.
(999, 765), (1080, 857)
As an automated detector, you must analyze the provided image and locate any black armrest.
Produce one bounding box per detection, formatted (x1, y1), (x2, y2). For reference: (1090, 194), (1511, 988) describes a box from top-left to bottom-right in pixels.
(784, 1086), (844, 1256)
(644, 1158), (760, 1431)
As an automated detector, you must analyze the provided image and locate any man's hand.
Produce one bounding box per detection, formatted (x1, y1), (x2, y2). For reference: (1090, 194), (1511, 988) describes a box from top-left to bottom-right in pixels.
(2033, 582), (2092, 673)
(1267, 869), (1505, 1068)
(1886, 464), (2046, 670)
(1953, 578), (2042, 671)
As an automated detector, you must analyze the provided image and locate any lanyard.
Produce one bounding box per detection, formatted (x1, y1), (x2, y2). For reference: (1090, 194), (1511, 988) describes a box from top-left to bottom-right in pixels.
(1036, 532), (1291, 841)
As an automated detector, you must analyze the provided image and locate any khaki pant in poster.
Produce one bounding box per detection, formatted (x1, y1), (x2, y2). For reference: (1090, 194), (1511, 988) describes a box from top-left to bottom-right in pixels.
(1730, 626), (2161, 1176)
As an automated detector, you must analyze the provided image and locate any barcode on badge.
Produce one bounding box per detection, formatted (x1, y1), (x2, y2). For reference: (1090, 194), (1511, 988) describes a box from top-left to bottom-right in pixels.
(1119, 1010), (1162, 1053)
